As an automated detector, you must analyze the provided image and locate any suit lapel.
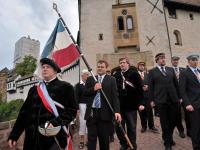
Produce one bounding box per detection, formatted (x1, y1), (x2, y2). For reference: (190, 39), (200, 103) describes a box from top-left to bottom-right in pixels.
(101, 74), (108, 88)
(156, 67), (166, 77)
(187, 67), (200, 83)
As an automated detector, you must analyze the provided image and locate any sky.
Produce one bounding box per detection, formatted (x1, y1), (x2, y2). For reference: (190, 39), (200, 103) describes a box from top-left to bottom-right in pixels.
(0, 0), (79, 70)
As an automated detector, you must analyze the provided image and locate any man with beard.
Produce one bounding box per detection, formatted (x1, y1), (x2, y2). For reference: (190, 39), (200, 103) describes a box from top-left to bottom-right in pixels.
(148, 53), (180, 150)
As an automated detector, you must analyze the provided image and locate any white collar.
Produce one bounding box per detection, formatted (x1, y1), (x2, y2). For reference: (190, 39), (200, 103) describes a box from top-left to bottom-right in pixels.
(80, 80), (85, 85)
(189, 66), (198, 72)
(98, 74), (106, 83)
(157, 65), (165, 70)
(173, 66), (179, 71)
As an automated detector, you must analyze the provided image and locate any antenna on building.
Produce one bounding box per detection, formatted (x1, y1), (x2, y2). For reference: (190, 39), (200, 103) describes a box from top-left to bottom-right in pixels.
(161, 0), (172, 57)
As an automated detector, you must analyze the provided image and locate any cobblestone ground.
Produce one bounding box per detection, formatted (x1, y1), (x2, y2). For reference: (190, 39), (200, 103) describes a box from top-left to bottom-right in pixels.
(73, 116), (192, 150)
(0, 115), (192, 150)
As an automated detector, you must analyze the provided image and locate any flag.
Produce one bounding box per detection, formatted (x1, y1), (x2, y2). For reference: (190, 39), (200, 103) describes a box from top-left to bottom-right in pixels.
(41, 19), (80, 70)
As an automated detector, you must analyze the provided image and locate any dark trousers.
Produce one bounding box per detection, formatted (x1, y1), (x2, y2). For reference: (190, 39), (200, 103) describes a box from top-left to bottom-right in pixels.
(138, 106), (154, 129)
(158, 102), (179, 147)
(154, 106), (160, 116)
(110, 120), (115, 137)
(183, 106), (191, 135)
(86, 109), (112, 150)
(190, 108), (200, 150)
(115, 110), (137, 148)
(176, 104), (184, 133)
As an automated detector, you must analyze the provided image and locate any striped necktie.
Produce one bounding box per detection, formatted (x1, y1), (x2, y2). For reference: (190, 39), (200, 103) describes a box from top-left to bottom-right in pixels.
(161, 66), (167, 76)
(174, 67), (179, 79)
(194, 69), (200, 83)
(92, 76), (102, 108)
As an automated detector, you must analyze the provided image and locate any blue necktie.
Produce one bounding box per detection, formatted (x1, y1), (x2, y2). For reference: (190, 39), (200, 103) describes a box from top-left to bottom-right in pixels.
(194, 69), (200, 83)
(92, 76), (102, 108)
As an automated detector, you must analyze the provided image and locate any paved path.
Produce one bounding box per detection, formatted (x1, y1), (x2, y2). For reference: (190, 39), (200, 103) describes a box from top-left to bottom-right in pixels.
(73, 116), (192, 150)
(0, 115), (192, 150)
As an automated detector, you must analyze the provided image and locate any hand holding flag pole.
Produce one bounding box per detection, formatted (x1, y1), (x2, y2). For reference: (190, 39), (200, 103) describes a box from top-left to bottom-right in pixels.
(52, 3), (134, 149)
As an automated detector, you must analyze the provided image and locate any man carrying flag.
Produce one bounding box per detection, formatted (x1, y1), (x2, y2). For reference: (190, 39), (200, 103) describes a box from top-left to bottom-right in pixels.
(8, 58), (77, 150)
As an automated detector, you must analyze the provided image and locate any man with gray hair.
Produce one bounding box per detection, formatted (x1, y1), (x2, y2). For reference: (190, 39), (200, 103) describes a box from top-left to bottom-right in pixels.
(75, 69), (90, 149)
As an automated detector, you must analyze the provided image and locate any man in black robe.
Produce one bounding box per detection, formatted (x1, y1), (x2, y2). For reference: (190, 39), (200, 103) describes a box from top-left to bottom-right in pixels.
(8, 58), (77, 150)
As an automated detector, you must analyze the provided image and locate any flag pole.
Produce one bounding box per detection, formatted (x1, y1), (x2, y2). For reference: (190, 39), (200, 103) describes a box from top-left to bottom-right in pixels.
(52, 3), (134, 149)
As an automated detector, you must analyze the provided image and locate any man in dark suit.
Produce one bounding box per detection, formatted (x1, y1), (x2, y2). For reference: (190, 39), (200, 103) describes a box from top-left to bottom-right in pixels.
(112, 57), (144, 150)
(149, 53), (180, 150)
(171, 56), (191, 138)
(84, 60), (121, 150)
(137, 62), (158, 133)
(179, 54), (200, 150)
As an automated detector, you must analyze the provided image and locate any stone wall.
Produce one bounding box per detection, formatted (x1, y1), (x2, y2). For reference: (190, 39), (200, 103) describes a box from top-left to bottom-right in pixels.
(0, 120), (23, 150)
(97, 51), (154, 70)
(0, 69), (8, 102)
(80, 0), (115, 73)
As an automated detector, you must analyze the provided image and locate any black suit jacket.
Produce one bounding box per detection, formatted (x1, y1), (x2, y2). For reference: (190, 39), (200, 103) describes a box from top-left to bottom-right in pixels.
(113, 68), (143, 111)
(142, 72), (149, 99)
(8, 78), (77, 149)
(172, 67), (185, 81)
(84, 75), (120, 121)
(148, 66), (180, 104)
(179, 67), (200, 108)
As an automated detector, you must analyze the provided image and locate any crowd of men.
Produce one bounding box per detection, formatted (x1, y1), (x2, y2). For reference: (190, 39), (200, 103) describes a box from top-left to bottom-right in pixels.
(75, 53), (200, 150)
(7, 53), (200, 150)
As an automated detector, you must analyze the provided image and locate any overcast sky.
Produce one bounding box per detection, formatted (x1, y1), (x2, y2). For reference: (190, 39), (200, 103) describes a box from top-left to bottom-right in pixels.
(0, 0), (79, 70)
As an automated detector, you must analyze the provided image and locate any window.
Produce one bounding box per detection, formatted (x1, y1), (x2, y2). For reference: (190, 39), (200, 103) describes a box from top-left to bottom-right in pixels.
(168, 7), (177, 19)
(189, 14), (194, 20)
(117, 16), (124, 31)
(126, 16), (133, 30)
(174, 30), (182, 45)
(99, 34), (103, 40)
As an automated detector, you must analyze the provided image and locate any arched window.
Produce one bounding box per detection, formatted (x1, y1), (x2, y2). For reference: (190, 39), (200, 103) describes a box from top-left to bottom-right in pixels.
(174, 30), (182, 45)
(117, 16), (124, 31)
(127, 16), (133, 30)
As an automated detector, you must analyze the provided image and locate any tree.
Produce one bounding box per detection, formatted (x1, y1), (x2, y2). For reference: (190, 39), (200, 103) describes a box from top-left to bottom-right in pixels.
(0, 99), (24, 122)
(15, 55), (37, 76)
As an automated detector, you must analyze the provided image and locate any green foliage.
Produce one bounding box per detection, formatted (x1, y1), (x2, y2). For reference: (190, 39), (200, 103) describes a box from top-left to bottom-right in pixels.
(0, 99), (24, 122)
(15, 55), (37, 76)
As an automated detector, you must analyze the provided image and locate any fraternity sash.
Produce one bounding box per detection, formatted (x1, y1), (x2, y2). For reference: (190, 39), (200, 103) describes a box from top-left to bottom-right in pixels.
(37, 82), (73, 150)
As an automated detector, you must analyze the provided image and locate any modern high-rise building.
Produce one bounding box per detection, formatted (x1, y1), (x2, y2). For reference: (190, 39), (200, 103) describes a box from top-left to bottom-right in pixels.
(14, 35), (40, 66)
